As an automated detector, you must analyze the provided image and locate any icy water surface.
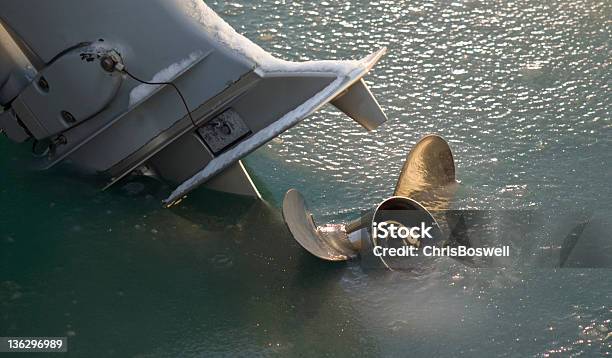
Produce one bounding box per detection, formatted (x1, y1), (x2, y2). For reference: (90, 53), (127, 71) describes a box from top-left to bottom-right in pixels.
(1, 0), (611, 356)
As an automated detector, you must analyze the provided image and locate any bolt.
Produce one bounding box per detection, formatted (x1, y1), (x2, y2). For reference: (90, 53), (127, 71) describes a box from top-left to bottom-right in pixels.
(54, 135), (67, 145)
(100, 55), (116, 72)
(61, 111), (76, 124)
(37, 77), (49, 92)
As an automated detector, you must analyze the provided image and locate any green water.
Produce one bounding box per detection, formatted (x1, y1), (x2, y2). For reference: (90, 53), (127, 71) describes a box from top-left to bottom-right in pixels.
(1, 0), (611, 356)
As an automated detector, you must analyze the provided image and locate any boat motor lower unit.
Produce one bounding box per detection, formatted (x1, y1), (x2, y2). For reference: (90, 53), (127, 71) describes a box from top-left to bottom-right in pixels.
(0, 0), (387, 206)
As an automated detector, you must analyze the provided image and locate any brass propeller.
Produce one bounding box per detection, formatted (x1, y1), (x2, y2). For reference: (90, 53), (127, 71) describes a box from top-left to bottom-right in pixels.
(282, 134), (457, 262)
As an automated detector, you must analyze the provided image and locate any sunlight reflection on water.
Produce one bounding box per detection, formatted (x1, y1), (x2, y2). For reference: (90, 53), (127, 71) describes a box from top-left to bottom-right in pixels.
(0, 1), (610, 356)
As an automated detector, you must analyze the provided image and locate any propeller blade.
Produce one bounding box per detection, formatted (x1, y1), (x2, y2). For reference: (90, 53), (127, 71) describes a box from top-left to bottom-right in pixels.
(394, 134), (457, 212)
(282, 189), (358, 261)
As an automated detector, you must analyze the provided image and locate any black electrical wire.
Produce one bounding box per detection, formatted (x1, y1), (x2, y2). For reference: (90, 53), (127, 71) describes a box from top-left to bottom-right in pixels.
(121, 69), (197, 128)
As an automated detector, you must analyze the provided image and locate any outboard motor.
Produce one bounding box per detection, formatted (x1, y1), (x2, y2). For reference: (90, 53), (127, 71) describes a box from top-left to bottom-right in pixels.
(0, 0), (387, 206)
